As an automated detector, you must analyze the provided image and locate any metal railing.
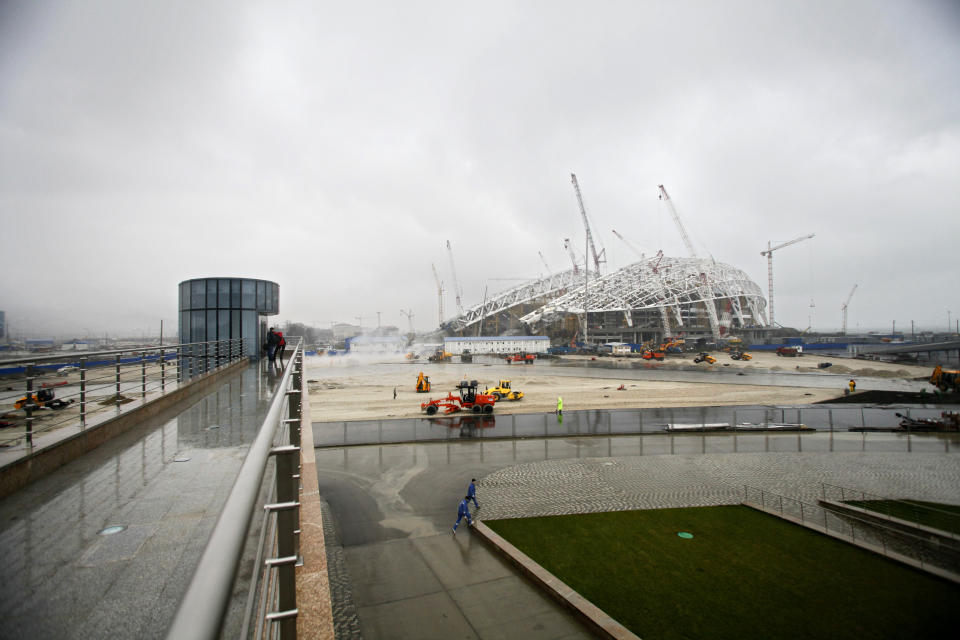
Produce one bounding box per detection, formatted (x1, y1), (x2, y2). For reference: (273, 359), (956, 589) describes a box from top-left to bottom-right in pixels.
(0, 340), (244, 449)
(821, 483), (960, 538)
(166, 340), (304, 640)
(743, 485), (960, 578)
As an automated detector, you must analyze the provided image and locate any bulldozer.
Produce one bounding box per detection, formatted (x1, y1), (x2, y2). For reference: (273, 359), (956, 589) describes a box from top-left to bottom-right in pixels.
(930, 365), (960, 392)
(484, 379), (524, 401)
(416, 371), (431, 393)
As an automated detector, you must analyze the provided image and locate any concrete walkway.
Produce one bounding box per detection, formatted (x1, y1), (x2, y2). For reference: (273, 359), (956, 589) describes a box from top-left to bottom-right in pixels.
(313, 427), (960, 639)
(0, 364), (279, 639)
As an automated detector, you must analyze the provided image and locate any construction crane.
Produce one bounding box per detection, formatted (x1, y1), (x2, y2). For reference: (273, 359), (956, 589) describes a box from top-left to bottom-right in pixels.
(760, 233), (815, 327)
(562, 238), (580, 275)
(657, 185), (697, 258)
(431, 263), (444, 327)
(446, 240), (464, 316)
(570, 173), (606, 271)
(611, 229), (645, 261)
(538, 251), (552, 278)
(400, 309), (415, 334)
(658, 184), (720, 341)
(841, 284), (858, 335)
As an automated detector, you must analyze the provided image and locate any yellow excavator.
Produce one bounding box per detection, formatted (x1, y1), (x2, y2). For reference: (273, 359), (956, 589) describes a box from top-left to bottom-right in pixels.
(416, 372), (431, 393)
(484, 379), (524, 401)
(930, 365), (960, 392)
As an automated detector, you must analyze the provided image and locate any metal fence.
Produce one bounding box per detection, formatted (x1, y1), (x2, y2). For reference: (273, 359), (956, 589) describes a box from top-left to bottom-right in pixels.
(0, 340), (244, 449)
(821, 482), (960, 540)
(166, 340), (304, 640)
(743, 485), (960, 578)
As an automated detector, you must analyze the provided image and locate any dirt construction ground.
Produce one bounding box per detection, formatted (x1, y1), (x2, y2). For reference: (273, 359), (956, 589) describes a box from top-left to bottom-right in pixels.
(306, 351), (935, 423)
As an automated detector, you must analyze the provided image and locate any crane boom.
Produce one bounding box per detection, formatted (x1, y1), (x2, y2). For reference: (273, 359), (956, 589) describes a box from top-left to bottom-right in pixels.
(431, 263), (444, 327)
(611, 229), (645, 260)
(571, 173), (605, 271)
(841, 284), (858, 335)
(446, 240), (463, 316)
(538, 251), (552, 277)
(657, 184), (696, 258)
(759, 233), (815, 327)
(563, 238), (580, 275)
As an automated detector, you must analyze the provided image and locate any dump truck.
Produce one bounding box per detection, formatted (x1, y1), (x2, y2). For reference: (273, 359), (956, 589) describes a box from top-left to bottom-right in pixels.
(776, 346), (801, 357)
(930, 365), (960, 392)
(484, 380), (523, 401)
(421, 380), (496, 415)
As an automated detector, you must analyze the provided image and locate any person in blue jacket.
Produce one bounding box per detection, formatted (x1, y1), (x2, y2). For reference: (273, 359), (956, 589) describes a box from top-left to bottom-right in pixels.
(452, 495), (473, 534)
(467, 479), (480, 510)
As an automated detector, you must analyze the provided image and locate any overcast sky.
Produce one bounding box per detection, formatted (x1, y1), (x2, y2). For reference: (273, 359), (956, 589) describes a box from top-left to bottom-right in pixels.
(2, 0), (958, 338)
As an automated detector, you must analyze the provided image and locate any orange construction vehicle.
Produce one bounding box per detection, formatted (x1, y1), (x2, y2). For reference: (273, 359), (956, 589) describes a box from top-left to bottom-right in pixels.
(421, 380), (496, 416)
(416, 372), (431, 393)
(930, 365), (960, 392)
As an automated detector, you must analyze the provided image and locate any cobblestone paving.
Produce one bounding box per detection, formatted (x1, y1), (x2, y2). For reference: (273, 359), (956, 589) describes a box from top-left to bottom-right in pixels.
(479, 452), (960, 520)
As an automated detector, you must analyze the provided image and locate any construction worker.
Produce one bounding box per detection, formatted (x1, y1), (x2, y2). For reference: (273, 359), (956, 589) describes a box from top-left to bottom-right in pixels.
(849, 379), (856, 393)
(467, 479), (480, 510)
(557, 396), (563, 415)
(452, 495), (473, 534)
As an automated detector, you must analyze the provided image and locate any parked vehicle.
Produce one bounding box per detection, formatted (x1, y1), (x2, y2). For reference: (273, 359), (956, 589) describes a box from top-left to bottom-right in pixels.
(693, 352), (717, 364)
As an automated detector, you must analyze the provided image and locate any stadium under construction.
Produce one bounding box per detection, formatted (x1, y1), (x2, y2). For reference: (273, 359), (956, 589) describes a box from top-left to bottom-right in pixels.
(439, 180), (772, 347)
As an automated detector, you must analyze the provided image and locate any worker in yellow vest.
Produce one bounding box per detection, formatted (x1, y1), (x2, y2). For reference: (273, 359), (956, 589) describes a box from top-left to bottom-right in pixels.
(557, 396), (563, 415)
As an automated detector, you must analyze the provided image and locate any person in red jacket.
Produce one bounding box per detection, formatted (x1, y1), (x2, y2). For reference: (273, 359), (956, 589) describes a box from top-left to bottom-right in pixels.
(275, 329), (286, 364)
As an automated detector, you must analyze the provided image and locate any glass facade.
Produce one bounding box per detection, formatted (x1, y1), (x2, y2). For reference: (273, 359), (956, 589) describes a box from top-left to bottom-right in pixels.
(178, 278), (279, 359)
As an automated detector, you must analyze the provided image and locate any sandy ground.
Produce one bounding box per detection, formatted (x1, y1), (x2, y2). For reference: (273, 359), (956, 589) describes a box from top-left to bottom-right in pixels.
(307, 351), (933, 423)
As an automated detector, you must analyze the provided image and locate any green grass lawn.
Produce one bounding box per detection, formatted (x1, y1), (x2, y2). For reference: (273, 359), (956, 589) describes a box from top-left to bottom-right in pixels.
(487, 506), (958, 640)
(843, 500), (960, 535)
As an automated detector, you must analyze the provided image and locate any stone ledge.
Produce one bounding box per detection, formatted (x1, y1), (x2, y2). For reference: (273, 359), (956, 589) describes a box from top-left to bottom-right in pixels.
(472, 521), (640, 640)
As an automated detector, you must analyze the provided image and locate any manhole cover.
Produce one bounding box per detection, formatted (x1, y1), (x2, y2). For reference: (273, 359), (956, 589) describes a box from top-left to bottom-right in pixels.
(99, 525), (126, 536)
(677, 532), (694, 539)
(173, 456), (191, 462)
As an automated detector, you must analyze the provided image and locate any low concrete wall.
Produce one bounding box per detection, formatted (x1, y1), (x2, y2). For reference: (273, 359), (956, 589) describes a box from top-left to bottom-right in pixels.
(0, 358), (248, 499)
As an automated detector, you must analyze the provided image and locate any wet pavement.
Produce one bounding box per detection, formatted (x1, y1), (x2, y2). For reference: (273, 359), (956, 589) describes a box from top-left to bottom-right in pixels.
(0, 363), (281, 639)
(314, 423), (960, 640)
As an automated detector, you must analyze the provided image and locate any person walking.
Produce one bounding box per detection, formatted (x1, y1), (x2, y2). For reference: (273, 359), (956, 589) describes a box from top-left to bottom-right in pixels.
(557, 395), (563, 415)
(266, 328), (279, 362)
(467, 479), (480, 510)
(452, 495), (473, 534)
(275, 329), (286, 364)
(849, 379), (856, 393)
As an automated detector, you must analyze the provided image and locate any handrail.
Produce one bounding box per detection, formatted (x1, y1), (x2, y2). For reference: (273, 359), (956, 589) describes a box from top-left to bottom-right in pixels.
(0, 340), (227, 367)
(166, 339), (303, 640)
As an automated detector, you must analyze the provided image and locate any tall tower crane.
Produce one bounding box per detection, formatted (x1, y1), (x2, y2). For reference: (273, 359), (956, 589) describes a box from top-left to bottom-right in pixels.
(760, 233), (815, 328)
(431, 263), (444, 328)
(446, 240), (464, 316)
(570, 173), (606, 271)
(841, 284), (858, 335)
